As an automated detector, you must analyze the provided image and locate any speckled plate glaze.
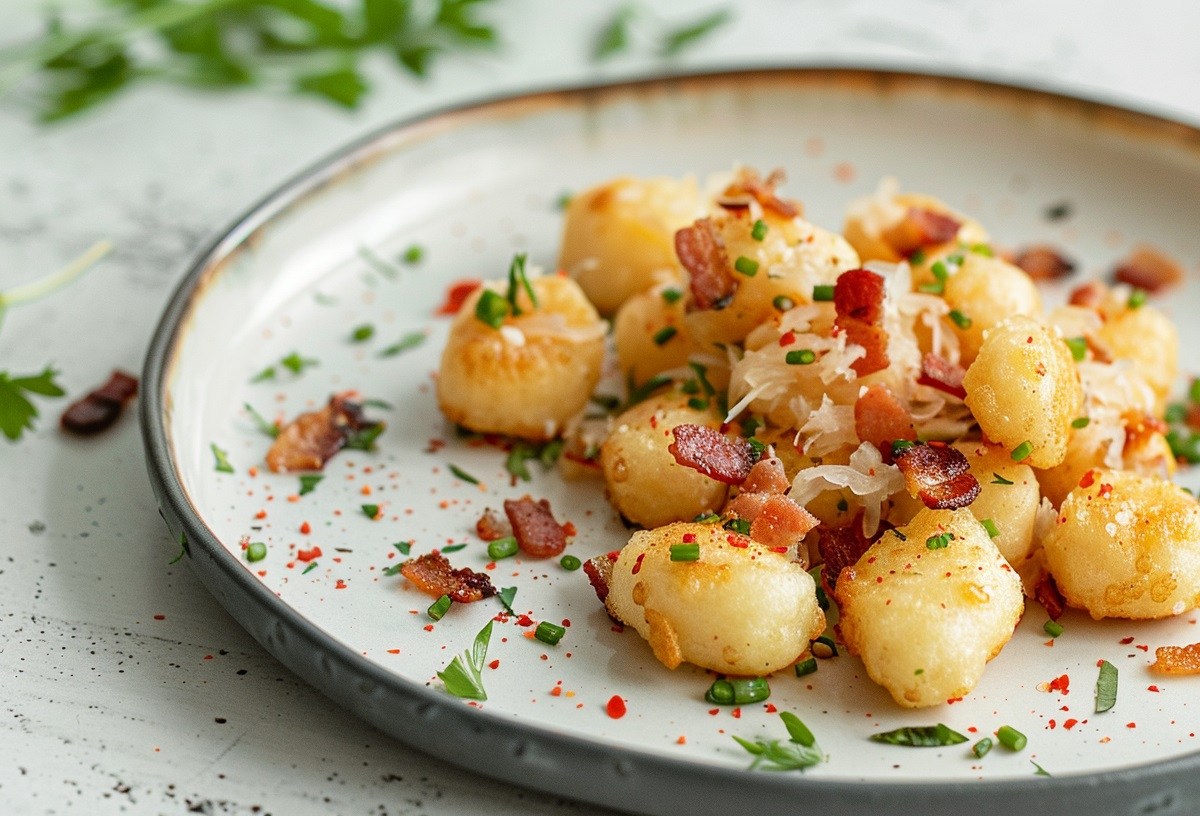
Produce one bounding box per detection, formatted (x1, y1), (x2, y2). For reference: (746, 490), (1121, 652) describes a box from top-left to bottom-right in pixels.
(143, 69), (1200, 816)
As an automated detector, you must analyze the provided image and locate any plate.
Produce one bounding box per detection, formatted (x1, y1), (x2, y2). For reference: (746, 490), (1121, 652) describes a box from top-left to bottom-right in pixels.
(143, 69), (1200, 815)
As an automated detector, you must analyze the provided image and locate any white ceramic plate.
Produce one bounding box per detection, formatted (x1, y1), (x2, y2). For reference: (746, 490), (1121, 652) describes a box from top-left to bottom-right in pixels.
(144, 69), (1200, 816)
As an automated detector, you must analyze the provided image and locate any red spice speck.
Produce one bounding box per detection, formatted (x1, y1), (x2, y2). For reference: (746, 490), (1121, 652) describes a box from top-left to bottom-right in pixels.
(779, 330), (796, 347)
(386, 648), (400, 654)
(1120, 636), (1135, 644)
(764, 703), (777, 713)
(299, 521), (312, 534)
(254, 510), (267, 520)
(549, 686), (562, 697)
(1049, 674), (1070, 694)
(153, 614), (165, 621)
(708, 708), (720, 716)
(1126, 722), (1137, 729)
(516, 614), (535, 627)
(1064, 719), (1079, 730)
(561, 619), (571, 627)
(488, 659), (500, 670)
(1098, 483), (1114, 498)
(731, 707), (742, 719)
(436, 279), (482, 315)
(1136, 644), (1149, 652)
(297, 546), (322, 562)
(423, 624), (434, 632)
(726, 534), (748, 548)
(682, 533), (696, 544)
(676, 736), (687, 745)
(967, 726), (978, 733)
(334, 579), (347, 590)
(606, 695), (627, 719)
(632, 553), (646, 575)
(203, 655), (213, 660)
(1148, 685), (1161, 692)
(1079, 469), (1096, 489)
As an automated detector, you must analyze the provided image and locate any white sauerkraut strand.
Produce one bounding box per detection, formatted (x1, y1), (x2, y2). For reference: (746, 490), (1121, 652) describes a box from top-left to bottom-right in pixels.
(790, 442), (904, 536)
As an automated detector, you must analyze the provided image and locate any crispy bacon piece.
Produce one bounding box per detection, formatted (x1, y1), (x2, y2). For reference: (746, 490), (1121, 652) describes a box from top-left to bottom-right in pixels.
(504, 496), (570, 558)
(1113, 246), (1183, 293)
(741, 455), (791, 494)
(817, 515), (874, 597)
(1151, 643), (1200, 675)
(399, 551), (496, 603)
(583, 552), (617, 604)
(475, 507), (511, 542)
(854, 384), (916, 450)
(1011, 245), (1076, 280)
(1068, 280), (1108, 310)
(1034, 573), (1066, 621)
(676, 219), (735, 310)
(266, 394), (383, 472)
(893, 442), (980, 509)
(668, 423), (754, 485)
(834, 268), (889, 376)
(60, 370), (139, 435)
(882, 207), (961, 257)
(718, 168), (801, 219)
(917, 353), (968, 400)
(722, 456), (818, 561)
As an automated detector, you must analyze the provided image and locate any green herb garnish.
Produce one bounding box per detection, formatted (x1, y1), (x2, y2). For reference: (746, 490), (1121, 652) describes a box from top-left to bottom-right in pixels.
(706, 677), (769, 705)
(991, 472), (1014, 485)
(244, 402), (279, 438)
(811, 284), (835, 302)
(428, 594), (452, 621)
(245, 541), (267, 562)
(1011, 440), (1033, 462)
(785, 349), (816, 365)
(0, 368), (66, 441)
(732, 711), (824, 772)
(559, 554), (581, 571)
(661, 8), (732, 56)
(505, 253), (537, 315)
(351, 324), (375, 342)
(361, 503), (379, 519)
(751, 219), (768, 241)
(652, 325), (678, 345)
(402, 245), (424, 265)
(437, 619), (493, 700)
(496, 586), (517, 614)
(298, 474), (324, 496)
(733, 255), (759, 277)
(448, 463), (479, 484)
(379, 332), (425, 357)
(869, 723), (968, 747)
(669, 542), (700, 562)
(534, 621), (565, 645)
(211, 442), (234, 473)
(487, 536), (518, 560)
(1095, 659), (1118, 713)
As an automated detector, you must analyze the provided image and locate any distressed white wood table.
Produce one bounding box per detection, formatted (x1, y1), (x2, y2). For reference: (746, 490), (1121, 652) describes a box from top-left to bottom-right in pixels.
(2, 2), (1198, 813)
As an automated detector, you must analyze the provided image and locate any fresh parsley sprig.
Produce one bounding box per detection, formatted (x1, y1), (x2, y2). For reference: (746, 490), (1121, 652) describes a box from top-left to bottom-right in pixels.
(437, 618), (493, 700)
(1, 0), (502, 122)
(732, 711), (824, 772)
(593, 4), (732, 62)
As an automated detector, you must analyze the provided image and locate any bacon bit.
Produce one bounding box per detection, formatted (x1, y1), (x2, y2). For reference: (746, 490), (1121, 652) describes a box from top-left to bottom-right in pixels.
(436, 279), (482, 315)
(60, 369), (139, 435)
(917, 353), (968, 400)
(606, 695), (627, 719)
(1035, 573), (1066, 621)
(749, 494), (819, 551)
(583, 552), (616, 603)
(817, 515), (873, 596)
(504, 496), (569, 558)
(1147, 643), (1200, 676)
(668, 423), (754, 484)
(1048, 674), (1070, 694)
(1011, 245), (1076, 280)
(266, 394), (383, 473)
(893, 443), (980, 509)
(718, 167), (801, 218)
(882, 207), (961, 258)
(741, 455), (791, 494)
(1113, 245), (1184, 293)
(833, 268), (889, 376)
(475, 507), (512, 541)
(399, 551), (496, 603)
(676, 218), (735, 310)
(296, 546), (322, 562)
(1068, 280), (1108, 310)
(854, 384), (916, 450)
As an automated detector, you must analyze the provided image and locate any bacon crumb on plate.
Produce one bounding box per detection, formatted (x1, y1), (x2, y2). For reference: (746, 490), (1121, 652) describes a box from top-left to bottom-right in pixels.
(1009, 245), (1076, 280)
(60, 369), (138, 435)
(504, 496), (570, 558)
(266, 393), (383, 473)
(1151, 643), (1200, 675)
(399, 551), (495, 603)
(1112, 246), (1184, 293)
(881, 207), (960, 258)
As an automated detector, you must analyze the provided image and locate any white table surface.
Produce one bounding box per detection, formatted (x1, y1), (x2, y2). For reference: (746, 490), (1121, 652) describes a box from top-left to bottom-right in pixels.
(3, 2), (1199, 814)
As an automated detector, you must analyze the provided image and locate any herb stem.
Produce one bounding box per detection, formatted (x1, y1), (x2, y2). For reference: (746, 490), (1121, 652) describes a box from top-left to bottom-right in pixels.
(0, 239), (112, 309)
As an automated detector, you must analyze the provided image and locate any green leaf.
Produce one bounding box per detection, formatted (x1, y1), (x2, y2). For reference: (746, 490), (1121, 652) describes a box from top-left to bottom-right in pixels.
(593, 4), (635, 61)
(437, 618), (493, 699)
(505, 442), (536, 482)
(8, 367), (66, 397)
(211, 442), (234, 473)
(869, 724), (968, 747)
(298, 474), (324, 495)
(395, 43), (439, 76)
(362, 0), (410, 41)
(351, 323), (375, 342)
(661, 8), (731, 57)
(0, 366), (65, 440)
(279, 351), (318, 375)
(378, 332), (425, 357)
(1095, 660), (1118, 713)
(779, 712), (815, 747)
(435, 0), (498, 44)
(343, 422), (384, 451)
(244, 402), (279, 438)
(496, 585), (517, 614)
(393, 540), (411, 555)
(295, 65), (368, 108)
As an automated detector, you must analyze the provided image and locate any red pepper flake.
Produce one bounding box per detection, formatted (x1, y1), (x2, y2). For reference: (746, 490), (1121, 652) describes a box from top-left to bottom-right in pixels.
(516, 615), (535, 627)
(1048, 674), (1071, 694)
(1078, 469), (1096, 489)
(549, 686), (562, 696)
(153, 614), (165, 621)
(1064, 719), (1079, 730)
(299, 521), (312, 534)
(676, 736), (687, 745)
(606, 695), (627, 719)
(1120, 636), (1135, 645)
(708, 708), (720, 716)
(487, 659), (500, 670)
(682, 533), (697, 544)
(779, 330), (797, 347)
(764, 703), (777, 713)
(254, 510), (267, 520)
(1136, 644), (1149, 652)
(1049, 719), (1057, 729)
(726, 534), (749, 548)
(334, 579), (347, 590)
(1148, 685), (1161, 692)
(1127, 722), (1137, 729)
(1098, 483), (1114, 498)
(632, 553), (646, 575)
(423, 624), (434, 632)
(946, 697), (963, 704)
(296, 546), (322, 562)
(436, 279), (482, 315)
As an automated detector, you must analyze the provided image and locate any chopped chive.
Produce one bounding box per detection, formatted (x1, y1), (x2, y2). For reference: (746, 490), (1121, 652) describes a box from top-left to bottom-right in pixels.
(302, 561), (318, 574)
(626, 373), (672, 405)
(1043, 619), (1064, 638)
(402, 244), (424, 265)
(448, 464), (479, 484)
(245, 541), (267, 562)
(1071, 416), (1090, 429)
(750, 219), (768, 241)
(1011, 441), (1033, 462)
(1031, 760), (1052, 777)
(661, 287), (683, 304)
(670, 543), (700, 562)
(441, 543), (467, 554)
(772, 295), (795, 311)
(1095, 660), (1118, 713)
(870, 723), (968, 746)
(1065, 336), (1087, 361)
(948, 309), (972, 329)
(812, 284), (835, 302)
(925, 532), (954, 550)
(554, 191), (573, 211)
(428, 594), (452, 621)
(487, 536), (518, 560)
(344, 423), (384, 451)
(734, 256), (759, 277)
(251, 365), (276, 383)
(379, 332), (426, 357)
(688, 362), (716, 397)
(794, 657), (818, 677)
(918, 261), (949, 294)
(351, 324), (375, 342)
(693, 512), (720, 524)
(505, 253), (537, 315)
(972, 737), (994, 758)
(1127, 288), (1147, 309)
(298, 474), (324, 496)
(652, 325), (678, 345)
(969, 243), (994, 257)
(244, 402), (279, 438)
(534, 621), (565, 645)
(891, 439), (916, 457)
(785, 349), (816, 365)
(687, 397), (710, 411)
(810, 635), (838, 659)
(723, 518), (751, 535)
(991, 472), (1014, 485)
(705, 677), (770, 705)
(211, 443), (234, 474)
(280, 351), (317, 375)
(474, 289), (509, 328)
(362, 504), (380, 519)
(559, 554), (582, 571)
(747, 437), (767, 460)
(996, 725), (1027, 751)
(980, 518), (999, 538)
(1190, 378), (1200, 405)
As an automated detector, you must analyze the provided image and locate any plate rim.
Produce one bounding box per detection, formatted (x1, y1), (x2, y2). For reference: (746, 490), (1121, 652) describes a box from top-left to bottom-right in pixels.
(140, 65), (1200, 816)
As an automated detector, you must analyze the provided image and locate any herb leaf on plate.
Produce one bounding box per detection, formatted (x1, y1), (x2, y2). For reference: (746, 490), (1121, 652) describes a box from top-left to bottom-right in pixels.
(438, 619), (493, 700)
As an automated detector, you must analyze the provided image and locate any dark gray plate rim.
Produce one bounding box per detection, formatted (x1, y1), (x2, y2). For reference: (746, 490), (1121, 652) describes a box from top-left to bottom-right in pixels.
(141, 66), (1200, 816)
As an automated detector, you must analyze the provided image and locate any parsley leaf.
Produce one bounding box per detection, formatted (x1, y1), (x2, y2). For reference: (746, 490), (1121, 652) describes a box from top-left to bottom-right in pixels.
(0, 367), (65, 441)
(593, 5), (637, 61)
(869, 724), (968, 746)
(733, 711), (824, 771)
(661, 8), (731, 56)
(437, 619), (493, 700)
(211, 442), (234, 473)
(244, 402), (279, 438)
(298, 474), (324, 496)
(378, 332), (425, 357)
